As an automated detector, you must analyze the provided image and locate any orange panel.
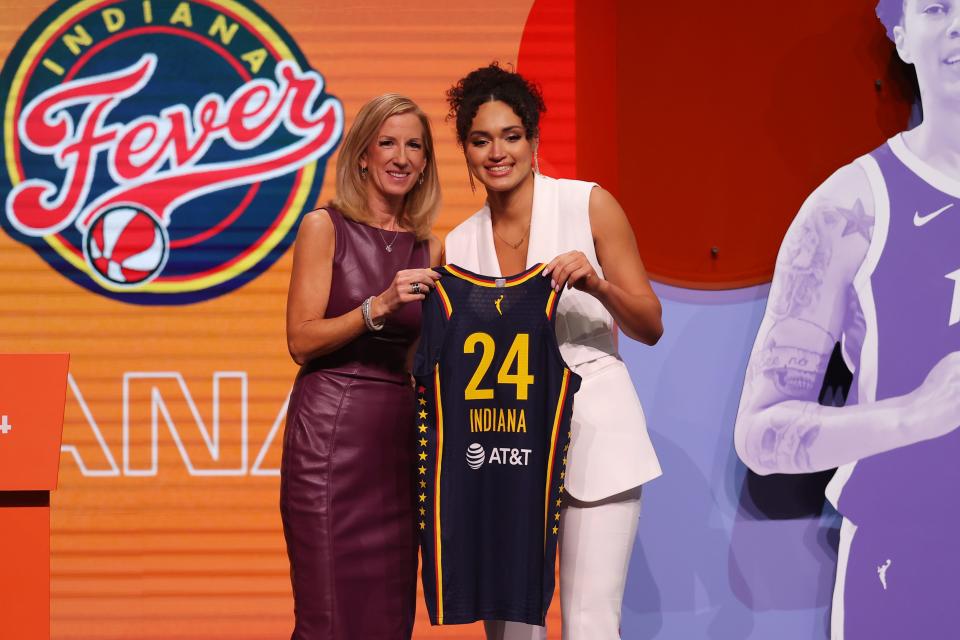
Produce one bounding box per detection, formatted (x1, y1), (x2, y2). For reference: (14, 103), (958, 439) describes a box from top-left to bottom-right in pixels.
(0, 496), (50, 640)
(0, 353), (69, 490)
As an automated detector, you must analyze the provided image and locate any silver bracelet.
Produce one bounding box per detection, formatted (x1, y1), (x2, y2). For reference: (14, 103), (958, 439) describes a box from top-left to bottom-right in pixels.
(362, 296), (385, 331)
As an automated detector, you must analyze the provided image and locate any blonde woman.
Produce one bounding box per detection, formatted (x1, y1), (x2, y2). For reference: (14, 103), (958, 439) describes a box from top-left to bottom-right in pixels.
(281, 94), (443, 639)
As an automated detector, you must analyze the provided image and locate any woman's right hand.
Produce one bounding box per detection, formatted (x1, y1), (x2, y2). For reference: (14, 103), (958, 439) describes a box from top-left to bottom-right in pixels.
(372, 268), (441, 318)
(901, 351), (960, 442)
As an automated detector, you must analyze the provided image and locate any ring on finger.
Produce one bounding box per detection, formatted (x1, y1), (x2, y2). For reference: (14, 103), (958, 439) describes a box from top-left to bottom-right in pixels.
(410, 282), (421, 294)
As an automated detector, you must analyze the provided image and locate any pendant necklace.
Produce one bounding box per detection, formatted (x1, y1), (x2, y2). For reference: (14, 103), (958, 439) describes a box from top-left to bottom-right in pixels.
(377, 226), (401, 252)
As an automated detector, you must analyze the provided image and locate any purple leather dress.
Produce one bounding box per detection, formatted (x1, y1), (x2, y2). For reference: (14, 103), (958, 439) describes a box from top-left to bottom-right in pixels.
(280, 207), (428, 639)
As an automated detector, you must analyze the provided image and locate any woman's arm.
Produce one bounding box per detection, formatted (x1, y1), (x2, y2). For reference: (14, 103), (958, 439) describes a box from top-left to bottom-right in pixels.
(285, 210), (367, 365)
(735, 162), (960, 475)
(285, 210), (441, 365)
(545, 187), (663, 345)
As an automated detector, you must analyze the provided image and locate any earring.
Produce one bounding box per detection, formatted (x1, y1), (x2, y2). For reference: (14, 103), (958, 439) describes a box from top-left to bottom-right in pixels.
(468, 170), (477, 194)
(418, 172), (424, 186)
(360, 166), (368, 179)
(533, 147), (541, 175)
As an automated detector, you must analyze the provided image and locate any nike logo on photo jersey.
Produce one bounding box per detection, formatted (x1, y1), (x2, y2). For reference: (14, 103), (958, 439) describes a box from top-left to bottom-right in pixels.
(914, 204), (955, 227)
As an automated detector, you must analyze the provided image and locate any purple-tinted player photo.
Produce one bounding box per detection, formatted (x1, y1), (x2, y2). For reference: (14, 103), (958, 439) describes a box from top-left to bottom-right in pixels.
(734, 1), (960, 638)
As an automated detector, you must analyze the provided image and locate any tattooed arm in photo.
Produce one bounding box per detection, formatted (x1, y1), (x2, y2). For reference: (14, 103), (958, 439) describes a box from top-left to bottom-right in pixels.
(734, 162), (952, 475)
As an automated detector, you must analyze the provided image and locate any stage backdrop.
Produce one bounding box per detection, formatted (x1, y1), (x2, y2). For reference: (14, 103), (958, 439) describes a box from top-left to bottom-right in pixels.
(0, 1), (912, 638)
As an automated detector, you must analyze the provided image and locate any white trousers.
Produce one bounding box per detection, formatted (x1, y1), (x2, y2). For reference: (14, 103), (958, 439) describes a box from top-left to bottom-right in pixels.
(484, 486), (643, 640)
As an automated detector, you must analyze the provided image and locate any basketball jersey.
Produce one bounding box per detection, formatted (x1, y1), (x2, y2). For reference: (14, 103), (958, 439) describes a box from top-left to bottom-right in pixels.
(413, 263), (581, 626)
(826, 135), (960, 636)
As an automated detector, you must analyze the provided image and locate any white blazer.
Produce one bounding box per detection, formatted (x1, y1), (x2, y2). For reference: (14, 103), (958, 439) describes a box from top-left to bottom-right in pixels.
(445, 174), (662, 501)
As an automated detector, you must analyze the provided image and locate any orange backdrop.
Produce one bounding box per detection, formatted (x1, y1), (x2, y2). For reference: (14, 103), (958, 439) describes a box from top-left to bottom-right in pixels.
(0, 0), (573, 637)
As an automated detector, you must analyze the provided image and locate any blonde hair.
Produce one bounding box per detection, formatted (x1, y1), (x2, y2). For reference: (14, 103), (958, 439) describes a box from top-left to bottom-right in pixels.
(331, 94), (440, 240)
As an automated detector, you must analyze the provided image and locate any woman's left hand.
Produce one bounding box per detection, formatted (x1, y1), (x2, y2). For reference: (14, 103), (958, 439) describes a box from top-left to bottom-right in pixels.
(543, 251), (603, 295)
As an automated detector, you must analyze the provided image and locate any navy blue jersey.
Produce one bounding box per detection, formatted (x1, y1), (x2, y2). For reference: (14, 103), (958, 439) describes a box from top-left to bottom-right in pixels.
(413, 263), (581, 626)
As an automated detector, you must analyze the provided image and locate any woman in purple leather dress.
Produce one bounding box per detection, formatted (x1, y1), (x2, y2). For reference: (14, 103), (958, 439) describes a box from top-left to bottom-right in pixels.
(281, 94), (443, 639)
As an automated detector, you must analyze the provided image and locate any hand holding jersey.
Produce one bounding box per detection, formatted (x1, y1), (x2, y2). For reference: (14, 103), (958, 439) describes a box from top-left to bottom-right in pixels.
(543, 251), (602, 294)
(372, 267), (442, 315)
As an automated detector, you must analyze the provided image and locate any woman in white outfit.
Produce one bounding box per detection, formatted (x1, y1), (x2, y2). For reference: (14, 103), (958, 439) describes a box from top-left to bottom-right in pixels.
(444, 64), (664, 640)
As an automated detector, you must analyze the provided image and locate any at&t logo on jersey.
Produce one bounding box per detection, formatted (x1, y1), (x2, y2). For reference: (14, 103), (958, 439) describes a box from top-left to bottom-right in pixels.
(466, 443), (485, 469)
(465, 442), (532, 469)
(0, 0), (343, 304)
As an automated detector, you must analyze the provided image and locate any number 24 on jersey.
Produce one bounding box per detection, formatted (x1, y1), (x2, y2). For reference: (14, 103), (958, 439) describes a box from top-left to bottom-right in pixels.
(463, 332), (534, 401)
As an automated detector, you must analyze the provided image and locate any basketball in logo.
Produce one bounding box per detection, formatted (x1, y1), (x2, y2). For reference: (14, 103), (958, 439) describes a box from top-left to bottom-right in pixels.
(0, 0), (343, 304)
(85, 206), (167, 286)
(466, 443), (485, 470)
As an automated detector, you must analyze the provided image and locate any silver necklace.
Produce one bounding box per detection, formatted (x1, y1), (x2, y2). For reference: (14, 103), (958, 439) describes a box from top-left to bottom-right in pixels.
(376, 226), (401, 252)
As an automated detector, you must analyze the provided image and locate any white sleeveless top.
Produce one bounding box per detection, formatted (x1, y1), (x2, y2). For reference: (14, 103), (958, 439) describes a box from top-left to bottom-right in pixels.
(445, 174), (662, 500)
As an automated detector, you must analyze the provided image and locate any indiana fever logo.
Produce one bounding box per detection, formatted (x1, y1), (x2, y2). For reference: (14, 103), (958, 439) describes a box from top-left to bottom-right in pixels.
(0, 0), (343, 304)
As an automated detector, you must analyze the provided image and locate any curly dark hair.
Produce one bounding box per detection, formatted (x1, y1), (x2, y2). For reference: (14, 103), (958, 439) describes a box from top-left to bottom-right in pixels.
(446, 63), (546, 146)
(876, 0), (904, 42)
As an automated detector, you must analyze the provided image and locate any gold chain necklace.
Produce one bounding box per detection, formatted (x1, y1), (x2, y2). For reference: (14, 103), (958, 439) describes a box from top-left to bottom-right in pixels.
(492, 223), (530, 250)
